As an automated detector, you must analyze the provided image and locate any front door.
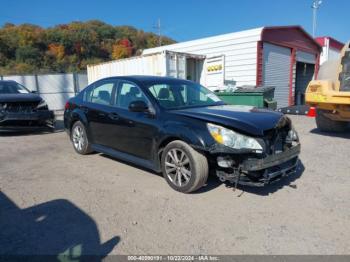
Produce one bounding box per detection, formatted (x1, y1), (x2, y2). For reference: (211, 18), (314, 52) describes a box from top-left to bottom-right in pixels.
(109, 80), (158, 161)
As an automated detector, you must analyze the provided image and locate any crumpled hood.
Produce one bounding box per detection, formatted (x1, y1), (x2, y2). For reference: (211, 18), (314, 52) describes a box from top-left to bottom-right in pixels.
(0, 93), (42, 103)
(171, 105), (286, 136)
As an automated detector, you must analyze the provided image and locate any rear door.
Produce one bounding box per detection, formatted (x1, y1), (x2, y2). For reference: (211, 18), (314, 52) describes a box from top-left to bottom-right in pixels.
(83, 79), (118, 146)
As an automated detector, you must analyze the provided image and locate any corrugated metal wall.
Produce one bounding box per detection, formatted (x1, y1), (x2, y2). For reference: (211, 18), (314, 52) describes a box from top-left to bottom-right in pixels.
(87, 53), (166, 84)
(1, 73), (87, 110)
(143, 28), (263, 87)
(263, 43), (291, 108)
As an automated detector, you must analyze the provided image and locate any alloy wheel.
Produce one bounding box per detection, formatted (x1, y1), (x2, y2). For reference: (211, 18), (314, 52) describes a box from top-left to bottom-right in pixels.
(72, 125), (85, 151)
(165, 148), (191, 187)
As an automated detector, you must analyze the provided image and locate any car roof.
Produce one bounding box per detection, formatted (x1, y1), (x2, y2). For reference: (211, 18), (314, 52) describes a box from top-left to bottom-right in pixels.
(99, 75), (194, 86)
(0, 80), (17, 83)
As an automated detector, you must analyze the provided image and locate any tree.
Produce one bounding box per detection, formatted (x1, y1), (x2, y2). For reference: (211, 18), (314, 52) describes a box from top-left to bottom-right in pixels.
(111, 38), (133, 60)
(0, 20), (176, 74)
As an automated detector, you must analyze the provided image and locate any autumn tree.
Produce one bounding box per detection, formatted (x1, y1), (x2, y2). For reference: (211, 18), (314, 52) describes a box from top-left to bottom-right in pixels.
(0, 20), (176, 74)
(111, 38), (133, 60)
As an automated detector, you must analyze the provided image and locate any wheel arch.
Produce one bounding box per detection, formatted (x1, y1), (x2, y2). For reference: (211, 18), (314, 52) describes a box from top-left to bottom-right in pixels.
(69, 110), (89, 131)
(156, 128), (208, 168)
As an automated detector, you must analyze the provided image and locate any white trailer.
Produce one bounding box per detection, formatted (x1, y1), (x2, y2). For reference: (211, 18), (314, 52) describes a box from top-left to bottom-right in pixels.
(87, 51), (205, 84)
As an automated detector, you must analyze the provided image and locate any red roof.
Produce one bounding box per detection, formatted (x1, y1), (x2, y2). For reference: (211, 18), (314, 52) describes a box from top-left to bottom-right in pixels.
(315, 36), (344, 51)
(261, 26), (322, 54)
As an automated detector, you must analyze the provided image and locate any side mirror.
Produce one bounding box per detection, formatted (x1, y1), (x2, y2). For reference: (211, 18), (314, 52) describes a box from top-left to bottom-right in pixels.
(31, 90), (37, 94)
(128, 100), (149, 112)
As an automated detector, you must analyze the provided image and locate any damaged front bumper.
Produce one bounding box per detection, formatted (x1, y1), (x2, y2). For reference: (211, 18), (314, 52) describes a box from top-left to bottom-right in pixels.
(0, 110), (55, 132)
(214, 144), (301, 187)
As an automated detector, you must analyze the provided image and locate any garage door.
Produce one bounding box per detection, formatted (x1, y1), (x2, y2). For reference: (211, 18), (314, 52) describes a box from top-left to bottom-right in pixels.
(263, 43), (291, 108)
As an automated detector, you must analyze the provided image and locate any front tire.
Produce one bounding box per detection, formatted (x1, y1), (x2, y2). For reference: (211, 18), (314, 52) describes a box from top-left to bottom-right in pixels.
(71, 121), (92, 155)
(161, 140), (208, 193)
(316, 109), (347, 132)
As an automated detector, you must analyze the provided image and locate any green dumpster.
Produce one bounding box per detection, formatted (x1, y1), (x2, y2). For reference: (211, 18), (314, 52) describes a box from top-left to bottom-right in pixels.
(215, 86), (277, 110)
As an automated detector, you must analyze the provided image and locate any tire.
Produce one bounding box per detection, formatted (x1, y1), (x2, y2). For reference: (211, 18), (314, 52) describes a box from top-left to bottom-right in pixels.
(71, 121), (92, 155)
(161, 140), (208, 193)
(316, 109), (347, 132)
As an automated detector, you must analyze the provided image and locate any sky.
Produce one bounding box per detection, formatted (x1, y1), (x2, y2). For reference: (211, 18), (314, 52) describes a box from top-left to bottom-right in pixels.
(0, 0), (348, 43)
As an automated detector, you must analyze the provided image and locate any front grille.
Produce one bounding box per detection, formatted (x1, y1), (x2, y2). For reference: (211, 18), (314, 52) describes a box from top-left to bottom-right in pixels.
(0, 102), (38, 113)
(0, 120), (41, 127)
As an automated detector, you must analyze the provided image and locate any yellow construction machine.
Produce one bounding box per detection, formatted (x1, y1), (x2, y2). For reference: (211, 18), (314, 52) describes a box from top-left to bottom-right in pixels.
(305, 41), (350, 132)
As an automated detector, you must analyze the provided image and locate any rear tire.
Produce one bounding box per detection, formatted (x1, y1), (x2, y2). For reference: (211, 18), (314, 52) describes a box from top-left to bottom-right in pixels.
(161, 140), (208, 193)
(316, 109), (347, 132)
(71, 121), (92, 154)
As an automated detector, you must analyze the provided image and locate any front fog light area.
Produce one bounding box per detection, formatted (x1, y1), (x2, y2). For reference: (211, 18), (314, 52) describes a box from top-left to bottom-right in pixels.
(286, 128), (299, 143)
(217, 156), (235, 168)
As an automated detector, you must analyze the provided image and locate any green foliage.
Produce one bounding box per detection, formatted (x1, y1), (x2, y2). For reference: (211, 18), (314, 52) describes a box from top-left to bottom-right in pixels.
(0, 20), (176, 74)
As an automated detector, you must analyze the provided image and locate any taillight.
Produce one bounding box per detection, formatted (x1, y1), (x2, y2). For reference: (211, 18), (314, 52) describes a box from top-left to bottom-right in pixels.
(65, 102), (70, 110)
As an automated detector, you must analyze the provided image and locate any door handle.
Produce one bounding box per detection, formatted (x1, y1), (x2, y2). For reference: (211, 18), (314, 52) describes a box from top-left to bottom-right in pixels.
(108, 112), (120, 120)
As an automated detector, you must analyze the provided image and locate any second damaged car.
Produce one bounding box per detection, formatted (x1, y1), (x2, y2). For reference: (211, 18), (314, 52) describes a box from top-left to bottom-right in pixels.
(64, 76), (300, 193)
(0, 80), (55, 132)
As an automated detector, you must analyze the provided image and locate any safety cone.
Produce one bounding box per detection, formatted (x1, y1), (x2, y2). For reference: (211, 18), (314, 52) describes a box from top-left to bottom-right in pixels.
(307, 106), (316, 117)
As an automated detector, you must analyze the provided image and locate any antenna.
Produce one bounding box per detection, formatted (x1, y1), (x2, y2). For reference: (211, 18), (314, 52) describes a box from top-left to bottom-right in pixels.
(153, 18), (162, 47)
(311, 0), (322, 37)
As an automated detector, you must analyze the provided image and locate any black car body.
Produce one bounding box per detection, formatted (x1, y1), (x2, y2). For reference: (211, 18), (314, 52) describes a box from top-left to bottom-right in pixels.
(0, 80), (55, 132)
(64, 76), (300, 193)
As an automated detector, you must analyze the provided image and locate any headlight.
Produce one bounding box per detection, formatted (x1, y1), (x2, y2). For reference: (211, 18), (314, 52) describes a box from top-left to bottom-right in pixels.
(207, 123), (263, 152)
(36, 99), (48, 109)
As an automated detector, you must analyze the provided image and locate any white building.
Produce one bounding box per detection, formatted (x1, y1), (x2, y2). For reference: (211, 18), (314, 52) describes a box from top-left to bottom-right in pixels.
(88, 26), (321, 108)
(315, 36), (344, 65)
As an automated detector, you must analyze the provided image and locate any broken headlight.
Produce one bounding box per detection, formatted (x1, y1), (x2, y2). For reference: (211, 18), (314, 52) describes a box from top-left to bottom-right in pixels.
(207, 123), (263, 152)
(36, 99), (48, 110)
(287, 128), (299, 142)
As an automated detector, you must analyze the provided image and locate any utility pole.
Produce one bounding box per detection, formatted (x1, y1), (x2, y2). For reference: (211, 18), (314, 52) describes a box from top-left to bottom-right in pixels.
(311, 0), (322, 37)
(154, 18), (162, 47)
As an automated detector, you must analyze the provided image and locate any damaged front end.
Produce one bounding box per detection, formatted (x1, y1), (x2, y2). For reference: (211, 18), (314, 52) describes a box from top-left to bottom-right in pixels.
(0, 101), (55, 131)
(209, 117), (301, 187)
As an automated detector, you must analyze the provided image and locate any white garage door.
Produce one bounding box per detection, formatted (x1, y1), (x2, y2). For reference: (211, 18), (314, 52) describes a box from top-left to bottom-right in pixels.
(263, 43), (291, 108)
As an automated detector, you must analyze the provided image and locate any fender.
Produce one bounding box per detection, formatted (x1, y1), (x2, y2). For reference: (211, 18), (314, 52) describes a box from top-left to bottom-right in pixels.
(157, 120), (210, 151)
(68, 108), (92, 141)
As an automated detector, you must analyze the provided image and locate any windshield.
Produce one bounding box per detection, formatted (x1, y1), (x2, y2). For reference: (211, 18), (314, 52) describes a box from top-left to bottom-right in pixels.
(340, 53), (350, 91)
(147, 81), (224, 109)
(0, 82), (30, 94)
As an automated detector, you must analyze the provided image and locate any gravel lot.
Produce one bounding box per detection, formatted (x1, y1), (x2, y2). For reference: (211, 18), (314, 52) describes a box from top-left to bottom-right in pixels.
(0, 115), (349, 256)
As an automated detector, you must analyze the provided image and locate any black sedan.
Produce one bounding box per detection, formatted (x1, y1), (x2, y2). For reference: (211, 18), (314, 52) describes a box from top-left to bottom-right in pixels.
(64, 76), (300, 193)
(0, 80), (55, 132)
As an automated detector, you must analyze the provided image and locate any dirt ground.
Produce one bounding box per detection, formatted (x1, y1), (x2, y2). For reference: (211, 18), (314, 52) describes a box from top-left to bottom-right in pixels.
(0, 115), (349, 256)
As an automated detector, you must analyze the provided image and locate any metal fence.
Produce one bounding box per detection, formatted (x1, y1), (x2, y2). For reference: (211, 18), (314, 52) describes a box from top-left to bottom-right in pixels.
(0, 73), (88, 110)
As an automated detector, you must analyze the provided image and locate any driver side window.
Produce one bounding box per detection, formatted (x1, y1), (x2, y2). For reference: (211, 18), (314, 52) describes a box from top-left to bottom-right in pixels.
(115, 81), (150, 109)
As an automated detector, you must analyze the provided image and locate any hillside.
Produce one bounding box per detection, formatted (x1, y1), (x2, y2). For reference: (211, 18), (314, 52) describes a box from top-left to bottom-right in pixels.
(0, 20), (176, 75)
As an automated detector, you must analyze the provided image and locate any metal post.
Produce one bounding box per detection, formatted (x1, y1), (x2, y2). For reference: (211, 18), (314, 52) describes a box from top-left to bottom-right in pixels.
(312, 7), (316, 37)
(311, 0), (322, 37)
(73, 73), (78, 95)
(34, 74), (40, 94)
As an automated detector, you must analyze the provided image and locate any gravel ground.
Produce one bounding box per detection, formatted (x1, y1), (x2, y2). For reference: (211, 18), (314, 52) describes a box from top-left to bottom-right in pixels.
(0, 115), (349, 256)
